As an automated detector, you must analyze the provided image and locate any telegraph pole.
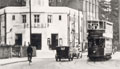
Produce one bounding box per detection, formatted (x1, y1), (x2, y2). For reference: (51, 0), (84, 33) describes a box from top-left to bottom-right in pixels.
(29, 0), (32, 44)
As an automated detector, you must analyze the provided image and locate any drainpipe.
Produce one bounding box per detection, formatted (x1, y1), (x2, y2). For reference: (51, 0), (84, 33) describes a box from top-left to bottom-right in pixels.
(4, 10), (7, 44)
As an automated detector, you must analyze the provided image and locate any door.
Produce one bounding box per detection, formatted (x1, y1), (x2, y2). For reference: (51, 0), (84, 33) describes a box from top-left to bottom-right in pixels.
(15, 34), (22, 45)
(31, 34), (42, 50)
(51, 34), (58, 50)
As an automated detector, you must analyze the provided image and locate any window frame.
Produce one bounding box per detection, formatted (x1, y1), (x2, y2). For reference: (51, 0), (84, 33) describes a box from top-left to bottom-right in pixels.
(48, 15), (52, 23)
(34, 15), (40, 23)
(22, 15), (26, 23)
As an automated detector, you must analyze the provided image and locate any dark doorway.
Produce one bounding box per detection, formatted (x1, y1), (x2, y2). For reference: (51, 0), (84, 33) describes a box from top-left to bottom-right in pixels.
(15, 34), (22, 45)
(31, 34), (42, 50)
(51, 34), (58, 50)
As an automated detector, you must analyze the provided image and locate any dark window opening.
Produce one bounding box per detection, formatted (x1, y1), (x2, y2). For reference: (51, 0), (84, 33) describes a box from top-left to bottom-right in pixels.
(59, 15), (62, 21)
(15, 34), (22, 45)
(50, 34), (58, 50)
(12, 15), (15, 20)
(31, 34), (42, 50)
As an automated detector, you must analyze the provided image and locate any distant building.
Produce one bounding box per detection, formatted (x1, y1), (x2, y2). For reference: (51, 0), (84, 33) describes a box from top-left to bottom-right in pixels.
(0, 0), (83, 51)
(0, 0), (26, 8)
(49, 0), (99, 47)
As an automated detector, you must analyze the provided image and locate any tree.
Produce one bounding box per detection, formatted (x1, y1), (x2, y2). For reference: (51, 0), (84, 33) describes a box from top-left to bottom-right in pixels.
(110, 0), (119, 48)
(99, 0), (119, 49)
(99, 0), (111, 21)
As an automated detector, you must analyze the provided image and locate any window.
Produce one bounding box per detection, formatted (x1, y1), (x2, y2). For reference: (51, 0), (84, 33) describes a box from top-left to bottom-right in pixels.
(17, 0), (21, 3)
(49, 0), (53, 2)
(59, 15), (62, 21)
(12, 15), (15, 20)
(48, 15), (52, 23)
(34, 15), (40, 23)
(22, 15), (26, 23)
(58, 0), (62, 2)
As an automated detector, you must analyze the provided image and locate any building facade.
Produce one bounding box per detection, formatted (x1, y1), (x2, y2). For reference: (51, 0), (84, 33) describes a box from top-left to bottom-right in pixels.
(49, 0), (99, 45)
(0, 0), (83, 51)
(0, 0), (100, 50)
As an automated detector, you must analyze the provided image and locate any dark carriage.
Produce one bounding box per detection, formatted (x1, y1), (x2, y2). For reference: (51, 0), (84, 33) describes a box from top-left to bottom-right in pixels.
(55, 46), (73, 61)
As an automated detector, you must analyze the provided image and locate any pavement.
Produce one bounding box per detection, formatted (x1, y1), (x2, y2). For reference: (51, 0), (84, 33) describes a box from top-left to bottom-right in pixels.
(0, 51), (119, 66)
(0, 50), (56, 65)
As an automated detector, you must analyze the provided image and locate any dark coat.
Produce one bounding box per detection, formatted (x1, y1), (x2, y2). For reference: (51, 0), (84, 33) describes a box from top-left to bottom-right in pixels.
(27, 46), (33, 55)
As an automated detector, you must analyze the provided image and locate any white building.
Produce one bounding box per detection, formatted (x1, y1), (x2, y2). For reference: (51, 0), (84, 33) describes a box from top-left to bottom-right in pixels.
(0, 0), (83, 51)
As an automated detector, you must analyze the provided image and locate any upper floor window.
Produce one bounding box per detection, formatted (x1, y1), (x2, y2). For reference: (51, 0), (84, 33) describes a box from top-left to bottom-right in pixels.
(48, 15), (52, 23)
(22, 15), (26, 23)
(58, 0), (62, 2)
(49, 0), (53, 2)
(59, 15), (62, 21)
(12, 15), (15, 20)
(34, 15), (40, 23)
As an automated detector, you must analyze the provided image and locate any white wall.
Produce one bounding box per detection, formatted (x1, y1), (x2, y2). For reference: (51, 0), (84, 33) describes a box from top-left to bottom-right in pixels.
(2, 7), (83, 51)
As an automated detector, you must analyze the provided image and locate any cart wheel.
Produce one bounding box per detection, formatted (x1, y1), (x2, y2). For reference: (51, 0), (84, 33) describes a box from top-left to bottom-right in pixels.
(56, 58), (58, 61)
(77, 54), (79, 59)
(59, 58), (61, 61)
(68, 58), (71, 61)
(71, 58), (73, 61)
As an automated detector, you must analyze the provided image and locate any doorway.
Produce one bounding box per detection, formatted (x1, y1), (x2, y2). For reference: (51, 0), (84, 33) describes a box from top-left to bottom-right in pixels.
(51, 34), (58, 50)
(15, 34), (22, 45)
(31, 34), (42, 50)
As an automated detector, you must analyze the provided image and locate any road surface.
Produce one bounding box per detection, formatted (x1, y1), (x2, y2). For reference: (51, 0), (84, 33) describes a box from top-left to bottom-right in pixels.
(0, 54), (120, 69)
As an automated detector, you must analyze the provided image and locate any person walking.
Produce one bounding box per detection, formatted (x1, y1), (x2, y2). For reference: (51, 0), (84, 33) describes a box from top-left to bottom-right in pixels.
(27, 43), (33, 63)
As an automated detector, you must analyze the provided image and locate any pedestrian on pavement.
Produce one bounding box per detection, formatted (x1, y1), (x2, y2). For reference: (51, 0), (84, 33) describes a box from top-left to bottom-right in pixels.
(27, 43), (33, 62)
